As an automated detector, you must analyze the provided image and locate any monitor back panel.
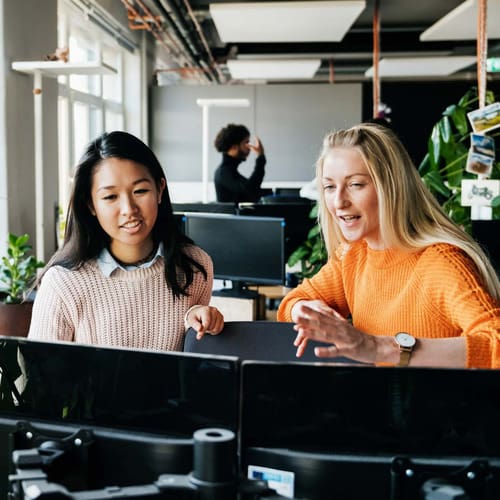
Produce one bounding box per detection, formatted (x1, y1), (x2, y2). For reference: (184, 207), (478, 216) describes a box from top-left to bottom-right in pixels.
(241, 362), (500, 499)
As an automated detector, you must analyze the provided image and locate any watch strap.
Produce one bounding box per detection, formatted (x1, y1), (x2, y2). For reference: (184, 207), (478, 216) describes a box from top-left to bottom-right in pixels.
(397, 347), (412, 367)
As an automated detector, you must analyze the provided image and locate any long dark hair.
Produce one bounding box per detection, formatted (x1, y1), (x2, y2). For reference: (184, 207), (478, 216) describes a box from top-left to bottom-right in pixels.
(42, 131), (207, 298)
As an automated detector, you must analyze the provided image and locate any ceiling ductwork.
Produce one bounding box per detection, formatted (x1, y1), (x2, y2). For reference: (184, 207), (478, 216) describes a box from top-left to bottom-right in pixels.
(119, 0), (500, 85)
(119, 0), (226, 84)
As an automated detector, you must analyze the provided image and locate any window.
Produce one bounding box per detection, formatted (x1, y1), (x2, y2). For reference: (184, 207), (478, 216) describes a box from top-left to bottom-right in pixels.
(56, 0), (140, 239)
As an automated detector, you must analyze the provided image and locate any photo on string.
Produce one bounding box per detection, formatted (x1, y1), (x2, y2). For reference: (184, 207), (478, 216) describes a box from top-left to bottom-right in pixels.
(467, 102), (500, 134)
(465, 149), (494, 176)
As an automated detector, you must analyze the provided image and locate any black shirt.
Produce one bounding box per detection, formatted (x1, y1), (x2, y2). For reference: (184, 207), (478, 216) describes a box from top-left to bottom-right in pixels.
(214, 153), (266, 203)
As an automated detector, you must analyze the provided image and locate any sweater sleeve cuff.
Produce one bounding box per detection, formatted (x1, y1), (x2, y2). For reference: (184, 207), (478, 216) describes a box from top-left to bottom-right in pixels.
(184, 304), (204, 330)
(465, 333), (495, 368)
(277, 297), (302, 322)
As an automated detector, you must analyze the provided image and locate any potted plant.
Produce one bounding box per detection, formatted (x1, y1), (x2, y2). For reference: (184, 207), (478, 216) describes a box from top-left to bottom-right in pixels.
(289, 89), (500, 281)
(287, 203), (327, 279)
(0, 233), (44, 336)
(418, 87), (500, 230)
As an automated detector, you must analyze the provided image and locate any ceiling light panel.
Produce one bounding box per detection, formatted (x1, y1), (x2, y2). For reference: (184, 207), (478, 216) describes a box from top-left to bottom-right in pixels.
(364, 56), (476, 77)
(209, 1), (366, 43)
(420, 0), (500, 41)
(227, 59), (321, 80)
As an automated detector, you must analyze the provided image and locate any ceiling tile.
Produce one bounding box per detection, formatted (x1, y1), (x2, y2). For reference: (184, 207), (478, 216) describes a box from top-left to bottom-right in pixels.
(227, 59), (321, 79)
(420, 0), (500, 41)
(365, 56), (476, 77)
(209, 1), (366, 43)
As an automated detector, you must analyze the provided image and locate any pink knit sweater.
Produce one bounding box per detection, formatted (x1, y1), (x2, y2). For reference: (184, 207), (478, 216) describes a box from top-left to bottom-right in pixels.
(278, 241), (500, 368)
(28, 246), (213, 351)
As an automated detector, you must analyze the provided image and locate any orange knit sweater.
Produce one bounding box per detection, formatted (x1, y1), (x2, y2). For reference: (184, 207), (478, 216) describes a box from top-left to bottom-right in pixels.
(278, 241), (500, 368)
(28, 246), (213, 352)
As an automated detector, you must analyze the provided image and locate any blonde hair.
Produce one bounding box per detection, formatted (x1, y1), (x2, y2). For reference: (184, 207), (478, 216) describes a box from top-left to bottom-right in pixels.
(315, 123), (500, 301)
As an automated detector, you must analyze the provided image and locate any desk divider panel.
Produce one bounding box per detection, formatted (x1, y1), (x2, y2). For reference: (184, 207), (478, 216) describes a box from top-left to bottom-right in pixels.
(240, 361), (500, 500)
(2, 337), (500, 499)
(0, 336), (239, 494)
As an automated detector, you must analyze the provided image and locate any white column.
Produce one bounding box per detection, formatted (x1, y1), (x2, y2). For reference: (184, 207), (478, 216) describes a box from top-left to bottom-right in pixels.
(196, 98), (251, 203)
(33, 70), (45, 261)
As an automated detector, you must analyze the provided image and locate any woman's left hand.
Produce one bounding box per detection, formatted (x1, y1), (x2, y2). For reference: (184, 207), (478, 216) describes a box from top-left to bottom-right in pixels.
(187, 305), (225, 339)
(293, 303), (379, 364)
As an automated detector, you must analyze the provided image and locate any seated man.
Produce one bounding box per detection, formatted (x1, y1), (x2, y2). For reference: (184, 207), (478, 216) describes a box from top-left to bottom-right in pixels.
(213, 123), (266, 203)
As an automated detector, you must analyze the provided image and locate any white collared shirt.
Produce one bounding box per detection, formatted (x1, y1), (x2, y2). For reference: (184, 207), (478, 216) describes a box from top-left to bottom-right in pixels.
(97, 243), (164, 277)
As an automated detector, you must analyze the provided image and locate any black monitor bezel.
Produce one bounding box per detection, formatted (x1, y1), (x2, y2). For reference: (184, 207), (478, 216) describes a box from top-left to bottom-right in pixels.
(181, 212), (286, 286)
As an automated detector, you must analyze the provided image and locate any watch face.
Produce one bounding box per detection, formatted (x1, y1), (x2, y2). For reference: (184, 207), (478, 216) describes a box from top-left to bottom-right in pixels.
(395, 332), (416, 348)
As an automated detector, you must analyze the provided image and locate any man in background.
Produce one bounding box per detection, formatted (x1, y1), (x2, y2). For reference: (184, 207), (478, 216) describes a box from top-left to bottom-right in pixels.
(213, 123), (266, 203)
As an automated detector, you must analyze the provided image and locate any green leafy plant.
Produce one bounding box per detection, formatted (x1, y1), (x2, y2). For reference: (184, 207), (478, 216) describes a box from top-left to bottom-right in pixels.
(0, 233), (44, 304)
(289, 88), (500, 280)
(418, 87), (500, 231)
(287, 203), (327, 279)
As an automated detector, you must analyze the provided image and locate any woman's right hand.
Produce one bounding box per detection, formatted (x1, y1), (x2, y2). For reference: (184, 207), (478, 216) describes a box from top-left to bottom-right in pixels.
(186, 305), (225, 339)
(291, 300), (381, 364)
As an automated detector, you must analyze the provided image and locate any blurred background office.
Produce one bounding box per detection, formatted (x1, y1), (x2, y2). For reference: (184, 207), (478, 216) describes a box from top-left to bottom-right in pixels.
(1, 0), (499, 264)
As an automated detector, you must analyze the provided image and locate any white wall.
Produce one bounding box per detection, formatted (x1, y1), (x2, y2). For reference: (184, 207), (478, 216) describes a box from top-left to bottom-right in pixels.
(152, 83), (362, 202)
(1, 0), (58, 258)
(0, 0), (6, 254)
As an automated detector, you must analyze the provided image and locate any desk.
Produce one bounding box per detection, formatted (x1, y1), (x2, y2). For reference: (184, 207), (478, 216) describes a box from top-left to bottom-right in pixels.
(210, 286), (292, 321)
(249, 285), (292, 320)
(210, 293), (266, 321)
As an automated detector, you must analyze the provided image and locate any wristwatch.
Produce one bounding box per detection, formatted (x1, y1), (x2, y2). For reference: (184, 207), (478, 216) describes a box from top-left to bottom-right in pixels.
(394, 332), (416, 367)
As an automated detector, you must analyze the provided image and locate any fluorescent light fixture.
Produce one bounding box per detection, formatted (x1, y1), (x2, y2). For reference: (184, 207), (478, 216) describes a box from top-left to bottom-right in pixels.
(420, 0), (500, 41)
(209, 1), (366, 43)
(364, 56), (476, 77)
(227, 59), (321, 80)
(11, 61), (117, 76)
(196, 98), (250, 107)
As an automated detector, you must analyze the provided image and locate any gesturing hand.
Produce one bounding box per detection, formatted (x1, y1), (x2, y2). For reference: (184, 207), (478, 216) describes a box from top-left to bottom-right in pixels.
(249, 136), (264, 156)
(186, 305), (225, 340)
(292, 301), (378, 363)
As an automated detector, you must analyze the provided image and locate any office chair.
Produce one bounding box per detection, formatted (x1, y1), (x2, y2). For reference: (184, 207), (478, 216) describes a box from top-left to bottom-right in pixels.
(183, 321), (360, 363)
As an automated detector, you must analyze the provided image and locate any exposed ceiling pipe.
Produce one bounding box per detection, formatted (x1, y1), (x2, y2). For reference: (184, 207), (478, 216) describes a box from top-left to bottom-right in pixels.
(180, 0), (227, 83)
(156, 1), (204, 58)
(121, 0), (180, 58)
(329, 59), (335, 84)
(70, 0), (139, 53)
(121, 0), (209, 83)
(135, 0), (187, 60)
(153, 0), (218, 83)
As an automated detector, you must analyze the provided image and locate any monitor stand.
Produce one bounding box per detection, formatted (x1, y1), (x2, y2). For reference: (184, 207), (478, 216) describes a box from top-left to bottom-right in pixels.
(212, 280), (259, 299)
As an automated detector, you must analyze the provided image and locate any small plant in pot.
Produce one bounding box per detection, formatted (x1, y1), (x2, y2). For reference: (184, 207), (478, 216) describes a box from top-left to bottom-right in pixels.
(0, 233), (44, 336)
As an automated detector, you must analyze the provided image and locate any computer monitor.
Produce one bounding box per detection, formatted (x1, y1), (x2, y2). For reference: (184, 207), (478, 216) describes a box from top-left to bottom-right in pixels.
(172, 202), (237, 215)
(241, 362), (500, 500)
(0, 336), (239, 495)
(182, 213), (285, 297)
(237, 201), (316, 260)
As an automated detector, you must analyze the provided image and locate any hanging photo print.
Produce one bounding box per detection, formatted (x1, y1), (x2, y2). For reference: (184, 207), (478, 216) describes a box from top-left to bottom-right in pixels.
(466, 133), (496, 176)
(467, 102), (500, 134)
(461, 179), (500, 206)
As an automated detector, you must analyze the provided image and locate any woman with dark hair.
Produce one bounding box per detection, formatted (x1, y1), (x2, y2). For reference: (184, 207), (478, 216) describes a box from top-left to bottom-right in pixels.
(213, 123), (266, 203)
(278, 123), (499, 368)
(28, 131), (224, 350)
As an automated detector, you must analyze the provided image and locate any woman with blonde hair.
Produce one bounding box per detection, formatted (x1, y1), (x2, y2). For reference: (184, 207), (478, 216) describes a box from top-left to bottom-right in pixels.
(278, 123), (499, 368)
